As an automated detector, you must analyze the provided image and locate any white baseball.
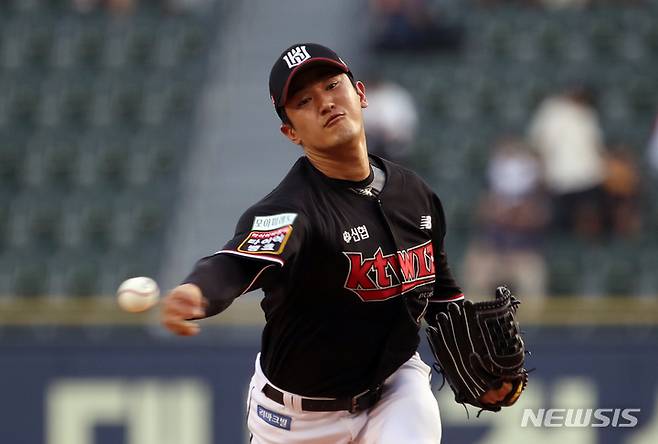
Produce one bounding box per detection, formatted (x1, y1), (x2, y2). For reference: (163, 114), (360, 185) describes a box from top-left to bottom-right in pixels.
(116, 277), (160, 313)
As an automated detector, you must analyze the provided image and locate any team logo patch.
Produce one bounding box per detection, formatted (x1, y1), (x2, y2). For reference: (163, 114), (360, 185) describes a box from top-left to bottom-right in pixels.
(282, 45), (311, 69)
(238, 226), (292, 255)
(257, 405), (292, 430)
(343, 240), (435, 302)
(252, 213), (297, 230)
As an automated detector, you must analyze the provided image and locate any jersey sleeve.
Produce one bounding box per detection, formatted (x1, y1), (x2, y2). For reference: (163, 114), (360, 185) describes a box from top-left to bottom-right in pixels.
(428, 193), (464, 303)
(180, 205), (305, 317)
(214, 204), (305, 268)
(182, 253), (277, 317)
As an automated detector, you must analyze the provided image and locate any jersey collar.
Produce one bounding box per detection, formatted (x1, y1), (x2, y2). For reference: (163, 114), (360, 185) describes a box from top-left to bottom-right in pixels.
(303, 154), (390, 194)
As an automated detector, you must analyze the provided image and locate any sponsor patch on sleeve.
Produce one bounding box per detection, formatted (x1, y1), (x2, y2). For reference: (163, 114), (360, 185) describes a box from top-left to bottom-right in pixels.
(252, 213), (297, 230)
(237, 226), (293, 255)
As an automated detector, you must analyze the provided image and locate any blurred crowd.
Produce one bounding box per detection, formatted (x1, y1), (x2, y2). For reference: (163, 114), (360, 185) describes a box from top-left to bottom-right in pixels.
(363, 74), (419, 163)
(464, 85), (652, 301)
(368, 0), (464, 52)
(477, 0), (647, 9)
(367, 0), (651, 52)
(71, 0), (211, 14)
(364, 76), (654, 301)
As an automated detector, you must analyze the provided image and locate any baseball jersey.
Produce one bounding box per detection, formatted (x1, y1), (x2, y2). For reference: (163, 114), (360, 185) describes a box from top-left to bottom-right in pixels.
(186, 154), (463, 398)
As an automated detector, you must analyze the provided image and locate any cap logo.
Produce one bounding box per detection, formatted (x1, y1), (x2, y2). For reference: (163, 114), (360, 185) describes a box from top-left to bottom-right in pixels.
(282, 45), (311, 69)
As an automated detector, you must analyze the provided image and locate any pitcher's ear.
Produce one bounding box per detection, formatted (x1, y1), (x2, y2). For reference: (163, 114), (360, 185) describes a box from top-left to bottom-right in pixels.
(280, 122), (302, 145)
(356, 81), (368, 108)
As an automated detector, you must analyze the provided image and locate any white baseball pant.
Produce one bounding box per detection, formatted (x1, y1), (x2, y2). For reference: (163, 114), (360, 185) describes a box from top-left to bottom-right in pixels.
(246, 352), (442, 443)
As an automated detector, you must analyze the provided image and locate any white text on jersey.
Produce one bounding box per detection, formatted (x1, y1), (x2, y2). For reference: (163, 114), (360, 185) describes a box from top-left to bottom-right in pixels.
(343, 225), (370, 243)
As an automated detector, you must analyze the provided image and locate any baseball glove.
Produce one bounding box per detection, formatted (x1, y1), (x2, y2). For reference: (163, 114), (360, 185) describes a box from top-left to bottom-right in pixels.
(425, 286), (528, 412)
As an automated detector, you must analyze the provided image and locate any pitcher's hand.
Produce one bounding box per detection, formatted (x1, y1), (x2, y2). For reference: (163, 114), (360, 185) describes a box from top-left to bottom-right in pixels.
(479, 381), (513, 405)
(161, 283), (207, 336)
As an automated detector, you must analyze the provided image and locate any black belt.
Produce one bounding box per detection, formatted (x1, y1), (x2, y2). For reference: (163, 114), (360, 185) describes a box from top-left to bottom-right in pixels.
(262, 383), (383, 413)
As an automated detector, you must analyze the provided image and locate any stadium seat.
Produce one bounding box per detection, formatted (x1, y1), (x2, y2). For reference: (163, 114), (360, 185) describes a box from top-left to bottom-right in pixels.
(0, 3), (214, 299)
(12, 259), (48, 297)
(0, 133), (25, 191)
(546, 238), (585, 296)
(0, 206), (7, 252)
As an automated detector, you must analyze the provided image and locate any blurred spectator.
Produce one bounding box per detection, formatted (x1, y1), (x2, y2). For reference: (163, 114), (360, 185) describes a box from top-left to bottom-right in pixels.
(73, 0), (136, 15)
(528, 86), (607, 239)
(648, 115), (658, 175)
(166, 0), (216, 14)
(369, 0), (464, 52)
(476, 0), (533, 6)
(462, 137), (549, 303)
(603, 146), (642, 237)
(539, 0), (590, 9)
(363, 76), (418, 164)
(73, 0), (210, 15)
(477, 0), (597, 8)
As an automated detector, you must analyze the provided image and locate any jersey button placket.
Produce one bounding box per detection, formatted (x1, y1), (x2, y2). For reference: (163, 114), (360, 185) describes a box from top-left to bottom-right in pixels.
(376, 199), (400, 263)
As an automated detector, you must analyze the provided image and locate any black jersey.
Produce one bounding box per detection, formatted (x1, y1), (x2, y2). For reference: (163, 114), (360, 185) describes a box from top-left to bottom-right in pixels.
(189, 155), (462, 397)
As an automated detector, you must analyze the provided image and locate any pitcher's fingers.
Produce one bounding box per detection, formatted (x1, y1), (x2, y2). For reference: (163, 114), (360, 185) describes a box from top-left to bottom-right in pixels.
(480, 381), (513, 404)
(163, 318), (200, 336)
(163, 299), (205, 319)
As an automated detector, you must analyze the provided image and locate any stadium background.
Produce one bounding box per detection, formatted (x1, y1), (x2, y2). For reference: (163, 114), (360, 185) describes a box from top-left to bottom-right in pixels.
(0, 0), (657, 443)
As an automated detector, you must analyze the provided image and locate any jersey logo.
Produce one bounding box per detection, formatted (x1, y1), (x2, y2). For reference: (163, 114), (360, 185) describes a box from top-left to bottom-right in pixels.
(343, 240), (435, 302)
(282, 45), (311, 68)
(252, 213), (297, 230)
(237, 226), (292, 255)
(343, 225), (370, 243)
(420, 215), (432, 230)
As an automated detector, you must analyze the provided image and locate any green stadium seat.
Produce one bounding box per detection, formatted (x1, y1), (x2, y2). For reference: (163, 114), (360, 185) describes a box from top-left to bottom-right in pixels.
(601, 243), (640, 296)
(44, 138), (80, 189)
(9, 80), (40, 128)
(12, 259), (48, 297)
(46, 251), (102, 297)
(126, 24), (156, 67)
(88, 77), (124, 127)
(0, 21), (29, 70)
(153, 20), (194, 67)
(0, 254), (13, 298)
(0, 134), (25, 191)
(66, 259), (101, 297)
(589, 15), (619, 60)
(28, 199), (62, 251)
(547, 238), (586, 296)
(78, 199), (114, 249)
(101, 23), (134, 69)
(0, 206), (7, 253)
(76, 22), (104, 67)
(637, 245), (658, 297)
(95, 140), (130, 186)
(0, 2), (213, 300)
(643, 24), (658, 56)
(538, 24), (569, 62)
(50, 19), (86, 69)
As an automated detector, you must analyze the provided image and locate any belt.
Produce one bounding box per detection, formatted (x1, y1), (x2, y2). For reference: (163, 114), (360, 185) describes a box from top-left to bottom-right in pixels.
(262, 383), (383, 413)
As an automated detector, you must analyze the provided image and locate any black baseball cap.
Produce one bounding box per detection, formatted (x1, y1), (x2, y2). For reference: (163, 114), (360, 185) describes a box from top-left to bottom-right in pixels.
(269, 43), (353, 120)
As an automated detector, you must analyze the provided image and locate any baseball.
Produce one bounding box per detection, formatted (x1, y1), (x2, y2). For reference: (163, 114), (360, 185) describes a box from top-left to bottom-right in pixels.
(116, 276), (160, 313)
